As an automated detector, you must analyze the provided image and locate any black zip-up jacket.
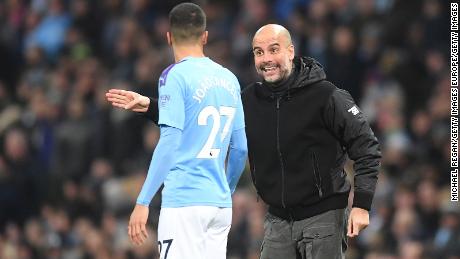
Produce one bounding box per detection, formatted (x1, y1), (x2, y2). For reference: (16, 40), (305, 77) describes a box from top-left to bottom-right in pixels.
(242, 56), (381, 220)
(143, 56), (381, 220)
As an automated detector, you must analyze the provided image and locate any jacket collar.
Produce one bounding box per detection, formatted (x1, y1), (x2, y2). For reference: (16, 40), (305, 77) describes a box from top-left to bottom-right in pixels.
(253, 56), (327, 100)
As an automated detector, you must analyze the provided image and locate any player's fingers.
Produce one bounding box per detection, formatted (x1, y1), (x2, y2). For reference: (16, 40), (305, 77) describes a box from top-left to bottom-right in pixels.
(128, 224), (134, 244)
(130, 222), (141, 245)
(131, 223), (138, 245)
(137, 223), (147, 244)
(107, 94), (129, 103)
(105, 92), (122, 99)
(106, 98), (124, 106)
(134, 222), (143, 245)
(138, 225), (146, 245)
(108, 89), (123, 95)
(140, 224), (149, 240)
(112, 89), (131, 98)
(106, 95), (126, 103)
(112, 102), (127, 109)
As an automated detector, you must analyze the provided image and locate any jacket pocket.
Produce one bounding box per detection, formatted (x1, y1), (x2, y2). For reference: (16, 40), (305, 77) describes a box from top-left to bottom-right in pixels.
(330, 168), (349, 193)
(311, 152), (323, 198)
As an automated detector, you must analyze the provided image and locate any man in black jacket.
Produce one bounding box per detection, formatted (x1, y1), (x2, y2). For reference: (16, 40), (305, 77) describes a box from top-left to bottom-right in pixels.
(106, 24), (381, 259)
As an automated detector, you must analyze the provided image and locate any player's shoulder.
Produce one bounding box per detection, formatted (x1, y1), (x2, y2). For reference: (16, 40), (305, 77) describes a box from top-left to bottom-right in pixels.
(159, 61), (187, 87)
(223, 67), (239, 82)
(213, 63), (240, 87)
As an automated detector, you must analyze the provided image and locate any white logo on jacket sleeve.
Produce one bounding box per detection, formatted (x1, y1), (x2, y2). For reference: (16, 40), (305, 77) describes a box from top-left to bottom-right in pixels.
(347, 105), (360, 115)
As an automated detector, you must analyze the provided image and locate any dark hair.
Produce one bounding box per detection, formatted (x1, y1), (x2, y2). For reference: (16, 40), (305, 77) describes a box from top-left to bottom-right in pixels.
(169, 3), (206, 43)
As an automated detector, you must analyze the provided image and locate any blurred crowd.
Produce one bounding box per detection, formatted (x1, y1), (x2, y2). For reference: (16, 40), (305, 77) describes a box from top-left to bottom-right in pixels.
(0, 0), (456, 258)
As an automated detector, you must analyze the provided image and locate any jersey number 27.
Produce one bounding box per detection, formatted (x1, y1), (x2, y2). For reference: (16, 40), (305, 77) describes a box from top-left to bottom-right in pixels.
(197, 106), (235, 159)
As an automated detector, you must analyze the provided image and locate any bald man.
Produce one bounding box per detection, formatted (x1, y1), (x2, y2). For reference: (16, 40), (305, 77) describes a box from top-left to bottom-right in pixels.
(242, 24), (381, 259)
(106, 24), (381, 259)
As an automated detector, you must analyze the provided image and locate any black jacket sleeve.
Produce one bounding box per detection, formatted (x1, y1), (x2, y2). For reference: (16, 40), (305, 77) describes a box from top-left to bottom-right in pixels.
(323, 88), (381, 211)
(141, 97), (159, 124)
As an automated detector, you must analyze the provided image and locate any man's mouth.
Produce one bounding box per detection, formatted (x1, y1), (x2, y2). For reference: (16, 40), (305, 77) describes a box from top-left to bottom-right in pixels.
(261, 64), (279, 72)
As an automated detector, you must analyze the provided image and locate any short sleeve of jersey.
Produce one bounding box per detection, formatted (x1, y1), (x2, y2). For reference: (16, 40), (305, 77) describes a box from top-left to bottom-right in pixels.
(158, 70), (185, 130)
(232, 76), (245, 131)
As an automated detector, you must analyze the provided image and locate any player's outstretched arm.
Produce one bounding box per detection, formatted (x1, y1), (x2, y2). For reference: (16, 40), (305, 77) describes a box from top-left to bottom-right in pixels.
(105, 89), (151, 112)
(105, 89), (159, 123)
(226, 127), (248, 194)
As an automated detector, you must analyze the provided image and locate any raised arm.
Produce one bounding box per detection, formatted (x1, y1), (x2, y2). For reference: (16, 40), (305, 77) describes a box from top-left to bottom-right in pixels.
(105, 89), (159, 123)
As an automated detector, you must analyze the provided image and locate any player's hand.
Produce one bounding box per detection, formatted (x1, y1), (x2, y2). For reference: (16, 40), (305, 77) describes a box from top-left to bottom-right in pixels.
(105, 89), (150, 113)
(347, 207), (369, 238)
(128, 204), (150, 246)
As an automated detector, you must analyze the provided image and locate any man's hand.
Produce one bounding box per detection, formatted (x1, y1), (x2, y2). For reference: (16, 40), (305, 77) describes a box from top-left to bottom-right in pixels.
(105, 89), (150, 113)
(347, 207), (369, 238)
(128, 204), (150, 246)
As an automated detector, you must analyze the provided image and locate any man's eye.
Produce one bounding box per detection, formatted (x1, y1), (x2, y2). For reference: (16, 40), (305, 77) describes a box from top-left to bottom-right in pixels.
(254, 50), (263, 56)
(270, 48), (279, 54)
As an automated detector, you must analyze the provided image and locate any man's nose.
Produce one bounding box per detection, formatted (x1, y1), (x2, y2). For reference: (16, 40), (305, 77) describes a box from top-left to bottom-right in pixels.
(261, 53), (273, 63)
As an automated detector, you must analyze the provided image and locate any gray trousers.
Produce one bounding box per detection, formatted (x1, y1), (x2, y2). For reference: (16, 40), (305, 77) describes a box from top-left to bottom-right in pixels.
(260, 208), (349, 259)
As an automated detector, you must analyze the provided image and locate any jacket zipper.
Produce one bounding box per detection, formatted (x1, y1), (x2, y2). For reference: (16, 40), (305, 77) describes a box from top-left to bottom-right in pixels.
(276, 97), (287, 208)
(250, 161), (260, 202)
(311, 152), (323, 198)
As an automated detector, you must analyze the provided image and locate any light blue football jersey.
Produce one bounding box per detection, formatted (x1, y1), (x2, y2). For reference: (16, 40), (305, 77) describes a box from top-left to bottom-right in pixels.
(157, 56), (245, 208)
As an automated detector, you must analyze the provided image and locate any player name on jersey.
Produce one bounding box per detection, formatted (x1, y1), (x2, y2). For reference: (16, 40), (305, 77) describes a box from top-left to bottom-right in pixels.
(193, 76), (239, 104)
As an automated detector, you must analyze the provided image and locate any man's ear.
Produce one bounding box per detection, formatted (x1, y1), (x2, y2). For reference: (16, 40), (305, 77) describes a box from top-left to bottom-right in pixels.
(166, 31), (172, 46)
(202, 31), (208, 45)
(288, 44), (295, 61)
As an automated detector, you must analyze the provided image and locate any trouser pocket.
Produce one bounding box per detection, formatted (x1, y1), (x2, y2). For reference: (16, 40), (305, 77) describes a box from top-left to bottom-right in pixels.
(298, 224), (343, 259)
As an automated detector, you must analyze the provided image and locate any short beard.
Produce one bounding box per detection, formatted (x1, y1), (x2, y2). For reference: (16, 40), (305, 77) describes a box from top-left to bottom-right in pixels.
(264, 76), (280, 83)
(263, 67), (292, 84)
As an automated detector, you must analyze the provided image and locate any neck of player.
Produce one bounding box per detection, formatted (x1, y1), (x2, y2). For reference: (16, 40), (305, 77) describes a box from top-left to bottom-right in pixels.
(173, 44), (206, 63)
